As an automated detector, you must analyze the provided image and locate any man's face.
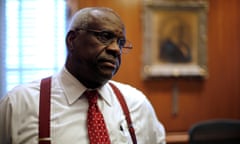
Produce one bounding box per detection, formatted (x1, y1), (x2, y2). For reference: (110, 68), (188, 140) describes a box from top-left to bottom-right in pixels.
(66, 10), (126, 88)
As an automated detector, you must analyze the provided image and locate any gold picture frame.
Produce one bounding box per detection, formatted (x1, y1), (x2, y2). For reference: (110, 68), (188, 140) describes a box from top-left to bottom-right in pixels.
(142, 0), (209, 79)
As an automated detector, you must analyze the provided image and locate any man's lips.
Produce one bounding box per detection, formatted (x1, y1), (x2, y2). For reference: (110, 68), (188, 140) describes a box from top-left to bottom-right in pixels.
(98, 58), (117, 69)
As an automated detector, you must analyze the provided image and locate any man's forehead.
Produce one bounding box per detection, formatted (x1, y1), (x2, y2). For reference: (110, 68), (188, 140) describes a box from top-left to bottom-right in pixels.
(88, 10), (125, 36)
(89, 10), (123, 26)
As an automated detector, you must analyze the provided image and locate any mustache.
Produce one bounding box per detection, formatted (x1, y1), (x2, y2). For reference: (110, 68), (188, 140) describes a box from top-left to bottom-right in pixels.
(97, 56), (119, 65)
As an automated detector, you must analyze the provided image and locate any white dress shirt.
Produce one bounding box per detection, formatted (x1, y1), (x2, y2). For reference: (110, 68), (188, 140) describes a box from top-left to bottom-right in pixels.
(0, 67), (166, 144)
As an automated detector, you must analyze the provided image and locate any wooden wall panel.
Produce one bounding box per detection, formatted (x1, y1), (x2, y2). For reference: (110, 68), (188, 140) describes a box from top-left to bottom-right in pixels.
(75, 0), (240, 132)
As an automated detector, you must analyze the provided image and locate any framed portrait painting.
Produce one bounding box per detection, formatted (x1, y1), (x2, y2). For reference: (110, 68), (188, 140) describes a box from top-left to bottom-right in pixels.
(142, 0), (209, 79)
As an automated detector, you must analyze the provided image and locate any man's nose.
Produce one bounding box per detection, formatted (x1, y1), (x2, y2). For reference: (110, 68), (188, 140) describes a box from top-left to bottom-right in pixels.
(106, 39), (121, 55)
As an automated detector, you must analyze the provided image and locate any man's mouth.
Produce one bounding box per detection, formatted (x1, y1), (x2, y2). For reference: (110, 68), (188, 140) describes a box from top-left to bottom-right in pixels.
(98, 58), (117, 69)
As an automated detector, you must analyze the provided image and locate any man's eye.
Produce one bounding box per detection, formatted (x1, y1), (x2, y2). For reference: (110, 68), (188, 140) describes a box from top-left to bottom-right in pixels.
(99, 31), (115, 41)
(118, 39), (126, 47)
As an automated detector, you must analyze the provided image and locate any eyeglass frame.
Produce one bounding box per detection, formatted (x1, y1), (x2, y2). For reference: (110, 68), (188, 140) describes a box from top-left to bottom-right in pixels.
(75, 28), (133, 54)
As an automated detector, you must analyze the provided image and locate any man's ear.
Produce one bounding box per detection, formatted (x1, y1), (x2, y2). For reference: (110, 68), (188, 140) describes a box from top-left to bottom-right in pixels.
(66, 31), (77, 52)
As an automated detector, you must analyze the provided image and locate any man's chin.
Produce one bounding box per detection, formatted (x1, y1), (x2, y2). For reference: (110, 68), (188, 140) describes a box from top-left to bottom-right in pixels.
(100, 71), (114, 80)
(98, 66), (118, 76)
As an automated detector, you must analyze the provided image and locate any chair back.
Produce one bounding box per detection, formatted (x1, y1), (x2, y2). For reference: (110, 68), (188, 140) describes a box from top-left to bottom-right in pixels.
(189, 119), (240, 144)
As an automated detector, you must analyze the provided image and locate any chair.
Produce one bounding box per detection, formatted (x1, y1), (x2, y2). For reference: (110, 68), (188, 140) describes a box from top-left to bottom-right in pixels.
(189, 119), (240, 144)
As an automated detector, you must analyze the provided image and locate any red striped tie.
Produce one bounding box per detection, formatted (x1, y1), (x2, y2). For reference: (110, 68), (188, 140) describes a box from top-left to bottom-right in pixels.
(85, 90), (111, 144)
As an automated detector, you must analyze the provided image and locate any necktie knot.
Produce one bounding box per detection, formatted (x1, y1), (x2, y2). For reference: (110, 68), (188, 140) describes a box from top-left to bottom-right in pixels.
(85, 90), (98, 105)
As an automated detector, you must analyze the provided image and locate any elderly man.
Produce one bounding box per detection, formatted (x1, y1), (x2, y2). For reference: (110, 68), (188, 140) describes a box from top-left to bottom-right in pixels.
(0, 7), (165, 144)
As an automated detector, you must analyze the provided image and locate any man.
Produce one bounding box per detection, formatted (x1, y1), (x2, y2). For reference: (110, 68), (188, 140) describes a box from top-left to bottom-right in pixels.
(0, 7), (165, 144)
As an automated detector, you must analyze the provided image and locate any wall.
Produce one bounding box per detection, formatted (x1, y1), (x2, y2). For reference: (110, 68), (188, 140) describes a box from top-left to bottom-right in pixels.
(75, 0), (240, 132)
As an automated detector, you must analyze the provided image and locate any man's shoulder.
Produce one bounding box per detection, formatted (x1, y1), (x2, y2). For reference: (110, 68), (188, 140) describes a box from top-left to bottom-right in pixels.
(0, 79), (42, 115)
(5, 79), (42, 100)
(109, 80), (142, 94)
(108, 80), (147, 104)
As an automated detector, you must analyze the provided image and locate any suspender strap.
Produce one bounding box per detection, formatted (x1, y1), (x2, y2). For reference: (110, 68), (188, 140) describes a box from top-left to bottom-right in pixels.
(39, 77), (51, 144)
(109, 83), (137, 144)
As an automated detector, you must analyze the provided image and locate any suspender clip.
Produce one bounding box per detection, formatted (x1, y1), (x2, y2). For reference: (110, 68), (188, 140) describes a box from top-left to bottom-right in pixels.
(38, 137), (51, 141)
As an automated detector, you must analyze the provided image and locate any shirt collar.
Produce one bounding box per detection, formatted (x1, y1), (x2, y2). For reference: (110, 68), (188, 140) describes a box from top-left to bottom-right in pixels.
(57, 67), (112, 106)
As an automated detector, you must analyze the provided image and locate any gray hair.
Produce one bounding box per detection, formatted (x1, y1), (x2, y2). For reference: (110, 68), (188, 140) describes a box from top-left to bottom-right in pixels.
(68, 7), (121, 31)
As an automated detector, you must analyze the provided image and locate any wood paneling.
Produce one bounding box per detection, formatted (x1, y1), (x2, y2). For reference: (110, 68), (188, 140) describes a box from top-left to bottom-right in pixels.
(75, 0), (240, 132)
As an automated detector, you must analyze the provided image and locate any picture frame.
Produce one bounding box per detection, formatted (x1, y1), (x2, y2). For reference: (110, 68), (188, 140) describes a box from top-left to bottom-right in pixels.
(142, 0), (209, 79)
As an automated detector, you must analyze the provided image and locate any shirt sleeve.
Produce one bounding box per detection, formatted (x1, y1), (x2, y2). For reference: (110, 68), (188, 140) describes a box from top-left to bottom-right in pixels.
(114, 81), (166, 144)
(144, 98), (166, 144)
(0, 95), (12, 144)
(130, 94), (166, 144)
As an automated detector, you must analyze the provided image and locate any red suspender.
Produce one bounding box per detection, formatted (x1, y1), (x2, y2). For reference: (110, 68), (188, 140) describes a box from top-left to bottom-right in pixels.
(39, 77), (137, 144)
(39, 77), (51, 144)
(109, 83), (137, 144)
(38, 77), (51, 144)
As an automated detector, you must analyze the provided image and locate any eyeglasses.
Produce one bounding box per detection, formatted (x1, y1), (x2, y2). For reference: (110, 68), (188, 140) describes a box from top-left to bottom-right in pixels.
(75, 28), (133, 54)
